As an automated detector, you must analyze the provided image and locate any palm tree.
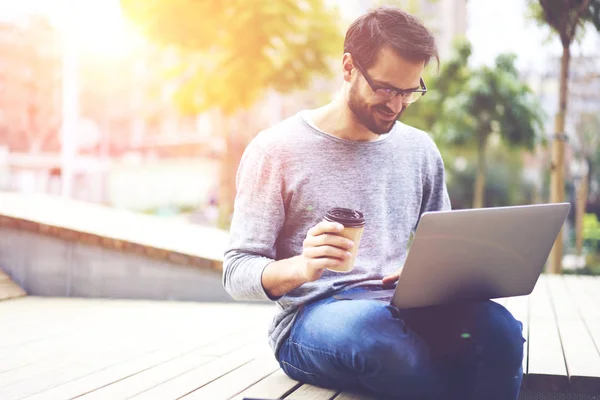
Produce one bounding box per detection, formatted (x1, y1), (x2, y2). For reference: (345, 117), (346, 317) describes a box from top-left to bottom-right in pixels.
(435, 51), (544, 208)
(530, 0), (600, 272)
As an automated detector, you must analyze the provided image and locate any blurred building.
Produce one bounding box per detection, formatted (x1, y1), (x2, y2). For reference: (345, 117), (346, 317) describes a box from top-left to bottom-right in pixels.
(530, 55), (600, 139)
(521, 54), (600, 208)
(0, 16), (62, 153)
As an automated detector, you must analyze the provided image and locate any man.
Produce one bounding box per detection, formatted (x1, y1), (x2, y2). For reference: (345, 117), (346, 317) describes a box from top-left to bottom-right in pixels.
(223, 6), (524, 400)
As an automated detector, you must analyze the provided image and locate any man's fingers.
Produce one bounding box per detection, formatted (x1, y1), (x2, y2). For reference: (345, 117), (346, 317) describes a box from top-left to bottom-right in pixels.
(308, 257), (347, 271)
(304, 245), (351, 261)
(382, 272), (401, 285)
(304, 234), (354, 250)
(307, 221), (344, 237)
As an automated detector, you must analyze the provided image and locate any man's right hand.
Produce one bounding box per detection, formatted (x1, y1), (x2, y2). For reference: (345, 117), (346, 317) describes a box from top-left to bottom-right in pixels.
(297, 221), (355, 282)
(261, 221), (355, 298)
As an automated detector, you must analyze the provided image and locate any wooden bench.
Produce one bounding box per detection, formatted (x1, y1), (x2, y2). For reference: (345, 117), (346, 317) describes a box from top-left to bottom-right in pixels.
(0, 275), (599, 399)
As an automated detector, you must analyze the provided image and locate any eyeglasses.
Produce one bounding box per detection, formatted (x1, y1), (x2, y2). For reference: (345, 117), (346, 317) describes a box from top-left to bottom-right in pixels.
(352, 57), (427, 104)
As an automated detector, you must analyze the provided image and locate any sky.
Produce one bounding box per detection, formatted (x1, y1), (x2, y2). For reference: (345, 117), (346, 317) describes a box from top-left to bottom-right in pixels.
(467, 0), (600, 72)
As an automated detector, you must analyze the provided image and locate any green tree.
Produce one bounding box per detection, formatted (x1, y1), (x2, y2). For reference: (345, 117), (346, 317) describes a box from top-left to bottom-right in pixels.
(528, 0), (600, 272)
(121, 0), (343, 227)
(433, 45), (544, 209)
(402, 37), (472, 133)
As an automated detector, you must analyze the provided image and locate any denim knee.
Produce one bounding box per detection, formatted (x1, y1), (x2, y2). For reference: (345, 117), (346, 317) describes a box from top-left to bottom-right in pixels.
(473, 302), (525, 368)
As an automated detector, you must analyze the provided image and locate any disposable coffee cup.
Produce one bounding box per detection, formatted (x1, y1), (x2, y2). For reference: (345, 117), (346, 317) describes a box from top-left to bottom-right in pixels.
(323, 207), (366, 272)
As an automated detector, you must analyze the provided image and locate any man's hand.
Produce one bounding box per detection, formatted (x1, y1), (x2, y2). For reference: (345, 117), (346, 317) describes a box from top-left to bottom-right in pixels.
(382, 267), (403, 285)
(297, 221), (355, 282)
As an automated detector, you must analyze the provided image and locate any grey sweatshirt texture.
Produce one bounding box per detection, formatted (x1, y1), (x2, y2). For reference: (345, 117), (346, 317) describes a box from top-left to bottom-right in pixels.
(222, 112), (451, 357)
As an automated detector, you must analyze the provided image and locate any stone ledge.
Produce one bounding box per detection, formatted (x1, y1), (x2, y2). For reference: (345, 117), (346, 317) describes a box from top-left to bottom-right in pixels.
(0, 192), (227, 272)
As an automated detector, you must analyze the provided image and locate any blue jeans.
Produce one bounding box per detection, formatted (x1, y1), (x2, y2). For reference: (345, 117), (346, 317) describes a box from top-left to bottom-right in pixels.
(278, 287), (525, 400)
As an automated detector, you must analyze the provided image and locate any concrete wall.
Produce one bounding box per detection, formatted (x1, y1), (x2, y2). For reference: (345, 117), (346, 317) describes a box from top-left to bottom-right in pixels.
(0, 227), (233, 302)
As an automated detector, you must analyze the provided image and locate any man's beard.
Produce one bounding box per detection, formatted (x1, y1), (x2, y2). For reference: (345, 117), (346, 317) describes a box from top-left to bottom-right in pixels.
(348, 82), (403, 135)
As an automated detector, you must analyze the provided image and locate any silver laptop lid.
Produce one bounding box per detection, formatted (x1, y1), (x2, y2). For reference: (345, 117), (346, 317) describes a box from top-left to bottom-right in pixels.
(392, 203), (571, 308)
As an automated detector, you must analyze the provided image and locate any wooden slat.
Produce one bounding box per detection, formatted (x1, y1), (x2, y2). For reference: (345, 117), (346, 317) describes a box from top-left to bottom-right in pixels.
(553, 275), (600, 394)
(231, 370), (302, 400)
(0, 300), (271, 373)
(286, 384), (338, 399)
(334, 391), (378, 400)
(568, 276), (600, 348)
(79, 331), (264, 400)
(0, 346), (164, 399)
(0, 320), (236, 389)
(129, 343), (262, 399)
(504, 294), (529, 387)
(0, 298), (274, 399)
(526, 275), (568, 392)
(181, 356), (280, 400)
(25, 348), (204, 400)
(0, 327), (216, 400)
(23, 329), (260, 400)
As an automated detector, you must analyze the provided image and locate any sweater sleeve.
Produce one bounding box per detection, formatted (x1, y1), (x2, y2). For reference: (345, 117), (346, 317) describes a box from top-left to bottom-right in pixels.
(222, 140), (285, 301)
(416, 144), (451, 230)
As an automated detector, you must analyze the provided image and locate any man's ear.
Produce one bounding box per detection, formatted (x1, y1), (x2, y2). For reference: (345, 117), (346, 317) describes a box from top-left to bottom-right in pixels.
(342, 53), (354, 83)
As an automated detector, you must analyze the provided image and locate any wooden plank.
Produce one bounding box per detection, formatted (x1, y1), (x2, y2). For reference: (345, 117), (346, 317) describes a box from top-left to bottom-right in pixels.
(0, 322), (263, 398)
(25, 348), (204, 400)
(77, 330), (264, 399)
(0, 299), (271, 373)
(181, 356), (280, 400)
(231, 370), (302, 400)
(23, 329), (254, 400)
(526, 275), (568, 392)
(334, 392), (378, 400)
(0, 331), (199, 400)
(0, 323), (208, 388)
(554, 275), (600, 394)
(576, 275), (600, 304)
(567, 276), (600, 347)
(129, 343), (262, 399)
(286, 384), (339, 400)
(504, 294), (529, 387)
(0, 297), (282, 400)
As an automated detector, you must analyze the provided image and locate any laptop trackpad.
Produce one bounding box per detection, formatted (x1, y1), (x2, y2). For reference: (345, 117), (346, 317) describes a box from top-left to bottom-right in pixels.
(333, 289), (395, 301)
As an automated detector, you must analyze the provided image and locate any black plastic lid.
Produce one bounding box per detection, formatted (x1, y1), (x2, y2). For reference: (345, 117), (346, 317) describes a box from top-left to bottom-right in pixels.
(324, 207), (366, 228)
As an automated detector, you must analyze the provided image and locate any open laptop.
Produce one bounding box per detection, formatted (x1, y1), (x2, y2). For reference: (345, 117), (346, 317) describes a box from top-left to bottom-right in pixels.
(336, 202), (571, 308)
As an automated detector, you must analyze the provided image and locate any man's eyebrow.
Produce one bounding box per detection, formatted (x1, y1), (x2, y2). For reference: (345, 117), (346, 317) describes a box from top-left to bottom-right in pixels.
(372, 79), (420, 92)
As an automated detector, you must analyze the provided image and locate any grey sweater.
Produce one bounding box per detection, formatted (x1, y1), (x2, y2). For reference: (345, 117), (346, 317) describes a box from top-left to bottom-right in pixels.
(223, 112), (451, 357)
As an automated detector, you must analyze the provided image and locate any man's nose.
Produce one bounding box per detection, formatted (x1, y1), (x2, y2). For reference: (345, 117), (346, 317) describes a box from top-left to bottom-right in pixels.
(386, 95), (405, 114)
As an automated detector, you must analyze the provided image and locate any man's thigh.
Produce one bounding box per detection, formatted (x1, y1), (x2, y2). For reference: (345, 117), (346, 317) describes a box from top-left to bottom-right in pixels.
(278, 291), (435, 392)
(398, 300), (525, 362)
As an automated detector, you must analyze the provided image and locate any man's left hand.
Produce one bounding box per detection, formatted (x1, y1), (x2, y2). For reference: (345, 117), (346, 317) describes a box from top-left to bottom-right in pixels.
(382, 268), (403, 285)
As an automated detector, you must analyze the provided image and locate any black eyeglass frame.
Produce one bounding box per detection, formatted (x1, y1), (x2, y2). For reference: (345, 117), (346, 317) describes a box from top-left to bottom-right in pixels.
(352, 56), (427, 102)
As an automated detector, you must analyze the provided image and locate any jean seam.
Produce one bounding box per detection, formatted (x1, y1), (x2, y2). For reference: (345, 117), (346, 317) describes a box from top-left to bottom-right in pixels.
(281, 360), (319, 377)
(289, 339), (343, 360)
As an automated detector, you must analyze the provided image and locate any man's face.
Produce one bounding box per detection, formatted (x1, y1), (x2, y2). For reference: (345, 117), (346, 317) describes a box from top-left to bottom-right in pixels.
(347, 47), (425, 135)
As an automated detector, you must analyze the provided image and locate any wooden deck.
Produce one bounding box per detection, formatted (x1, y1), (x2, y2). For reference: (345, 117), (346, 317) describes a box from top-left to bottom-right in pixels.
(1, 275), (600, 399)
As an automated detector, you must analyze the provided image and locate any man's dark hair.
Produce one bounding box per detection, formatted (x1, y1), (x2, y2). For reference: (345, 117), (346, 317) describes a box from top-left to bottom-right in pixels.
(343, 6), (439, 70)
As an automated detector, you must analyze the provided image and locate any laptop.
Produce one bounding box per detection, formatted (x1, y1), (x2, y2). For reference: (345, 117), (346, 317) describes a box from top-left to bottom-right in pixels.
(335, 202), (571, 308)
